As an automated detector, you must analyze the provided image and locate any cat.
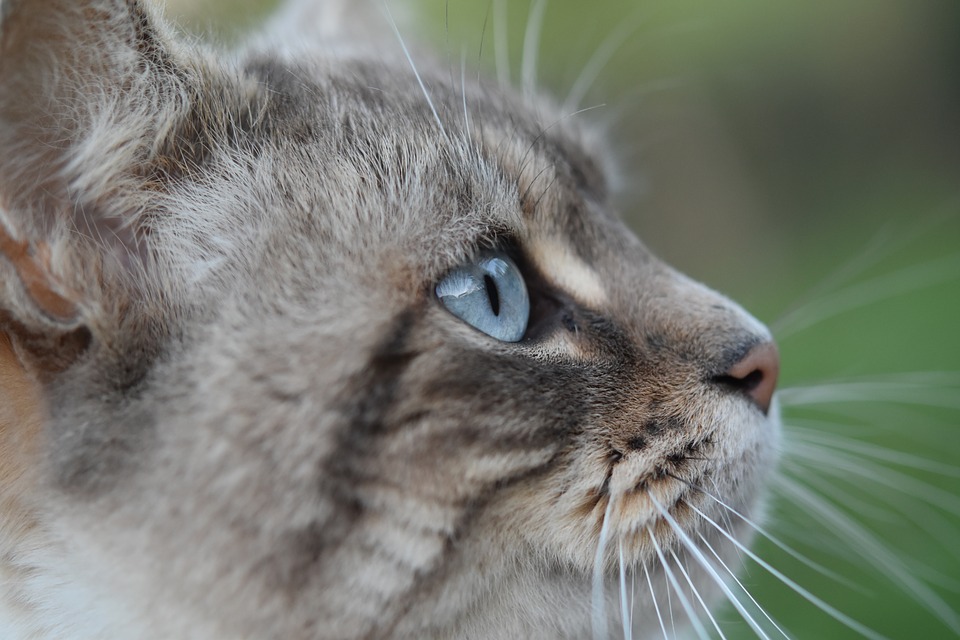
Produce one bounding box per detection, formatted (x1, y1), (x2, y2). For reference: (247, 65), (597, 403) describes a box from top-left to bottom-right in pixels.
(0, 1), (954, 639)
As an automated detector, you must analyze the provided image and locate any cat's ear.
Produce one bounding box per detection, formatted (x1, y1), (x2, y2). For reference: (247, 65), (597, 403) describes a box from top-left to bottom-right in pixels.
(259, 0), (410, 51)
(0, 0), (189, 370)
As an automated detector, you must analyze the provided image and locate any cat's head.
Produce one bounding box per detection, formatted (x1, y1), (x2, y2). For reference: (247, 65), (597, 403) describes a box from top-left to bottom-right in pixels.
(0, 1), (779, 637)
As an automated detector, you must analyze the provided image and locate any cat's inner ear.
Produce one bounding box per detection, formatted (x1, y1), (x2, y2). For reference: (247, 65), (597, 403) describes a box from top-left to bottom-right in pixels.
(0, 0), (189, 366)
(0, 211), (79, 325)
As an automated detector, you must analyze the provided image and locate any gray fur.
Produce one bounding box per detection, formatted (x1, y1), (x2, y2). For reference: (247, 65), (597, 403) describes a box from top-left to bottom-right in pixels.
(0, 1), (780, 638)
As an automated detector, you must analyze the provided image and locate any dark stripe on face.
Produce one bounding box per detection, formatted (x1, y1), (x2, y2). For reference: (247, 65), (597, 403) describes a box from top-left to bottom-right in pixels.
(345, 308), (420, 439)
(415, 350), (588, 452)
(260, 306), (428, 598)
(368, 454), (566, 639)
(276, 310), (420, 588)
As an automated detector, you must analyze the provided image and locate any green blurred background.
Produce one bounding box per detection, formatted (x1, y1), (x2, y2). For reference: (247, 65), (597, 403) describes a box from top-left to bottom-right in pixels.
(167, 1), (960, 637)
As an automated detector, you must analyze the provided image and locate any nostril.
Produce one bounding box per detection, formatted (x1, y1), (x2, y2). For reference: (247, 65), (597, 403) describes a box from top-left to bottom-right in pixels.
(713, 342), (780, 415)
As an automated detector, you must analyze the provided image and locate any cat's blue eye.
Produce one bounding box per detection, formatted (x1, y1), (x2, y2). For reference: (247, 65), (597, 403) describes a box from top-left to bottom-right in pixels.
(435, 251), (529, 342)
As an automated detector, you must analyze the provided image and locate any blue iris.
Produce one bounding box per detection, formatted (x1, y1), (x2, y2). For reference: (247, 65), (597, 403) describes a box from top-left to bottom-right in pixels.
(436, 251), (530, 342)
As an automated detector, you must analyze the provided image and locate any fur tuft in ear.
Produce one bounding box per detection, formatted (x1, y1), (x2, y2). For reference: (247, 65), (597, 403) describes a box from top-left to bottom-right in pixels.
(0, 201), (96, 373)
(0, 0), (193, 365)
(0, 211), (80, 328)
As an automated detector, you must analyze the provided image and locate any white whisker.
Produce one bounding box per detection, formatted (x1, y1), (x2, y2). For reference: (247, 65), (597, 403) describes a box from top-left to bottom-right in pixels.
(443, 0), (454, 99)
(629, 557), (636, 633)
(687, 501), (889, 640)
(562, 7), (647, 113)
(665, 559), (676, 637)
(783, 443), (960, 515)
(681, 475), (860, 590)
(643, 562), (669, 640)
(520, 0), (548, 99)
(773, 197), (960, 332)
(787, 424), (960, 477)
(698, 532), (792, 640)
(618, 540), (632, 640)
(646, 526), (711, 640)
(778, 377), (960, 410)
(668, 549), (727, 640)
(648, 493), (770, 640)
(706, 477), (742, 563)
(773, 252), (960, 339)
(780, 456), (960, 566)
(780, 370), (960, 388)
(493, 0), (510, 87)
(774, 477), (960, 633)
(592, 497), (614, 640)
(383, 2), (446, 134)
(460, 50), (471, 145)
(774, 225), (898, 324)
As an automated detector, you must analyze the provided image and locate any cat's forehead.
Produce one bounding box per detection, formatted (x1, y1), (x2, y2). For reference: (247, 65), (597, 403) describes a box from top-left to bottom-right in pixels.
(240, 55), (614, 284)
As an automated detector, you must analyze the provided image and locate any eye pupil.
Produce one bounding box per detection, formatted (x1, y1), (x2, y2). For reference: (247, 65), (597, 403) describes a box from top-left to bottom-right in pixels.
(484, 274), (500, 316)
(435, 250), (529, 342)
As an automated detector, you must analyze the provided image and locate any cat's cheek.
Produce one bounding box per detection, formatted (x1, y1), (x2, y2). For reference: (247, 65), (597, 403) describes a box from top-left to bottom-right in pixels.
(494, 390), (780, 579)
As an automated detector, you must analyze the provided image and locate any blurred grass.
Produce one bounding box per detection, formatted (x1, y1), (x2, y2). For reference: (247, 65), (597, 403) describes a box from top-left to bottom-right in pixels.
(168, 0), (960, 637)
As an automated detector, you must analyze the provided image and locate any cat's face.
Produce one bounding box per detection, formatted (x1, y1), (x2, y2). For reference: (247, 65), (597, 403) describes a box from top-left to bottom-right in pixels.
(0, 1), (779, 638)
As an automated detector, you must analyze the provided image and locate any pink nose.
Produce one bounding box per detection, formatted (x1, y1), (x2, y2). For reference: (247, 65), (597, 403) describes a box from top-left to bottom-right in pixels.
(725, 342), (780, 414)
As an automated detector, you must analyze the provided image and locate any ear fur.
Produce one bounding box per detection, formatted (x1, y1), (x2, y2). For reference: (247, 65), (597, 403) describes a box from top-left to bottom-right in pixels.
(0, 0), (191, 365)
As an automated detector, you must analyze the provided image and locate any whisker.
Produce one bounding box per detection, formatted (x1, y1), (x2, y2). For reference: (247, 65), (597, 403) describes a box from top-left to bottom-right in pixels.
(780, 474), (960, 593)
(780, 454), (960, 564)
(665, 559), (677, 637)
(643, 562), (670, 640)
(493, 0), (510, 87)
(773, 252), (960, 340)
(668, 549), (727, 640)
(671, 473), (859, 590)
(789, 477), (960, 588)
(646, 526), (711, 640)
(515, 103), (607, 189)
(687, 501), (889, 640)
(530, 175), (559, 216)
(786, 424), (960, 477)
(383, 2), (446, 134)
(780, 370), (960, 388)
(773, 197), (960, 333)
(629, 556), (636, 634)
(520, 0), (548, 99)
(706, 477), (742, 562)
(592, 497), (614, 640)
(783, 443), (960, 515)
(698, 532), (792, 640)
(444, 0), (454, 99)
(774, 476), (960, 633)
(648, 493), (770, 640)
(785, 406), (957, 448)
(460, 50), (471, 144)
(474, 6), (490, 162)
(561, 6), (648, 113)
(618, 540), (632, 640)
(519, 164), (553, 207)
(774, 225), (898, 324)
(778, 376), (960, 410)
